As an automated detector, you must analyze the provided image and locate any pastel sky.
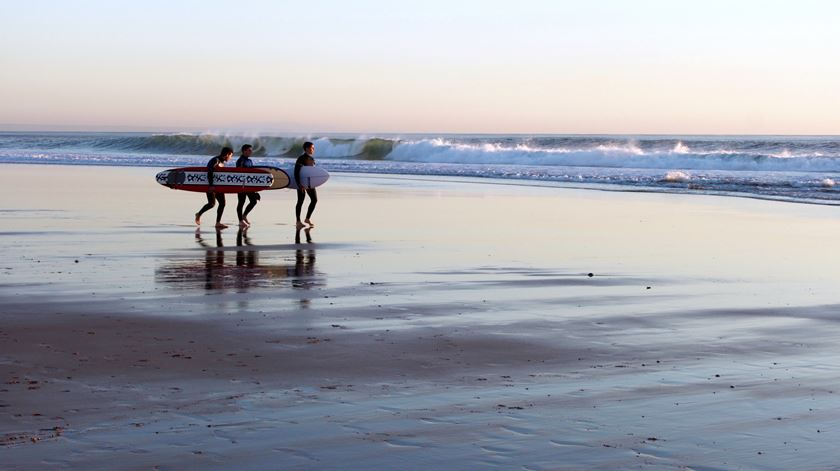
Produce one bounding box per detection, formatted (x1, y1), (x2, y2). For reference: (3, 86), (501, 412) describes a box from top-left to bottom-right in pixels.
(1, 0), (839, 134)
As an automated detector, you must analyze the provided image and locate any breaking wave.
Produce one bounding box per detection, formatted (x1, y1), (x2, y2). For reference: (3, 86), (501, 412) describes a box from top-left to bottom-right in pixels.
(2, 132), (840, 173)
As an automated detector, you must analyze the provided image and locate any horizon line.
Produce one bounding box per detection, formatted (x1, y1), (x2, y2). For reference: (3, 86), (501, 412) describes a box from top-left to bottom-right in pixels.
(1, 126), (839, 139)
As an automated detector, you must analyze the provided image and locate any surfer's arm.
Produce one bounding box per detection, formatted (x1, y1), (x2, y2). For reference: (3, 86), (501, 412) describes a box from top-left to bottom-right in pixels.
(207, 160), (221, 189)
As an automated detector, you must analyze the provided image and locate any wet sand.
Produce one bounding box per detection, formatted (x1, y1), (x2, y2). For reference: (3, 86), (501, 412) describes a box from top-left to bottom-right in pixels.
(3, 164), (840, 469)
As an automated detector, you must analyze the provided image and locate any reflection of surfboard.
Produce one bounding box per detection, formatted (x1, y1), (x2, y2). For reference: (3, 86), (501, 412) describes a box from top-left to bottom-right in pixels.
(286, 166), (330, 189)
(156, 167), (290, 193)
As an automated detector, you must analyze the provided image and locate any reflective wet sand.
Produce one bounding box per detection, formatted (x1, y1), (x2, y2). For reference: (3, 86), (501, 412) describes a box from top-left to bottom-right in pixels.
(3, 164), (840, 469)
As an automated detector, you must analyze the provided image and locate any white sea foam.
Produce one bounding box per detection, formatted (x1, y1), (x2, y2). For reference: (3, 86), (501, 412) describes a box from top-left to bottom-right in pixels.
(384, 139), (840, 173)
(773, 149), (793, 158)
(673, 141), (690, 154)
(663, 171), (691, 183)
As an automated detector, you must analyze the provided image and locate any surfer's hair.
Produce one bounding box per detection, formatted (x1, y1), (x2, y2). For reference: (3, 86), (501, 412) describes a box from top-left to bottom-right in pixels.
(218, 146), (234, 157)
(241, 144), (252, 153)
(303, 142), (314, 151)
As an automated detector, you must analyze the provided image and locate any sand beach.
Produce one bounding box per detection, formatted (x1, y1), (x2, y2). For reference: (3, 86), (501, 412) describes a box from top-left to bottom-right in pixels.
(3, 164), (840, 469)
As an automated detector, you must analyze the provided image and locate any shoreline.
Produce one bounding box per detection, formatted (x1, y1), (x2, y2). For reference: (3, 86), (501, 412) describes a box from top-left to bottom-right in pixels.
(4, 157), (840, 208)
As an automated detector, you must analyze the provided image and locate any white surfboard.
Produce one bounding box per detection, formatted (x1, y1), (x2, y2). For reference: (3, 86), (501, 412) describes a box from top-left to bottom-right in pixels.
(287, 166), (330, 190)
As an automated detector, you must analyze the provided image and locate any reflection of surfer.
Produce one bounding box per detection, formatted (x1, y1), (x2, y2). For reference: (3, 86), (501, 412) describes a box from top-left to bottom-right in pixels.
(295, 225), (312, 244)
(292, 225), (315, 305)
(236, 144), (260, 228)
(158, 228), (324, 294)
(236, 227), (257, 268)
(195, 227), (223, 249)
(293, 251), (316, 297)
(195, 228), (225, 290)
(195, 147), (234, 229)
(295, 142), (318, 229)
(293, 248), (316, 283)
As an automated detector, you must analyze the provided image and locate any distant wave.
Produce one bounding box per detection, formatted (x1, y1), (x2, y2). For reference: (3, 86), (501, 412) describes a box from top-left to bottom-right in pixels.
(1, 132), (839, 173)
(386, 138), (840, 173)
(0, 133), (394, 160)
(0, 133), (395, 160)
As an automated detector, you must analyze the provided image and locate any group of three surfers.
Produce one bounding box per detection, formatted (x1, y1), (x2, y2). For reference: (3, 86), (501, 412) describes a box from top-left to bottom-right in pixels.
(194, 142), (318, 230)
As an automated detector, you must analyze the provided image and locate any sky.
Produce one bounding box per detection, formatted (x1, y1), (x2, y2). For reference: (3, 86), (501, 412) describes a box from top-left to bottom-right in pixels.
(1, 0), (839, 135)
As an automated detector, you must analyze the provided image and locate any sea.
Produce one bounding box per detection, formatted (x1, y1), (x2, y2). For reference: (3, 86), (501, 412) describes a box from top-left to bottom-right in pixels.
(3, 132), (840, 205)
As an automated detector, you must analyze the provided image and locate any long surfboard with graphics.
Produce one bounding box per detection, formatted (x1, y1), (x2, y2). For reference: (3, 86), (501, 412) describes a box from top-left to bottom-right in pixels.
(155, 166), (290, 193)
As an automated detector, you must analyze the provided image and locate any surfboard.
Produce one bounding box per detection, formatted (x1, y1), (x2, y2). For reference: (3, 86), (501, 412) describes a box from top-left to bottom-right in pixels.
(285, 166), (330, 190)
(156, 166), (290, 193)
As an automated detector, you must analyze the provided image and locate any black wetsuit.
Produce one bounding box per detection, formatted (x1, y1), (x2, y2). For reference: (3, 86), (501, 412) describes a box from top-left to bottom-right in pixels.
(294, 153), (317, 222)
(236, 155), (259, 222)
(196, 156), (226, 224)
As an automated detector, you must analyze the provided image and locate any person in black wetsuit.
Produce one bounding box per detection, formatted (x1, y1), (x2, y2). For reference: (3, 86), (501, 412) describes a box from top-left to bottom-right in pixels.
(236, 144), (260, 227)
(294, 141), (318, 228)
(195, 146), (234, 229)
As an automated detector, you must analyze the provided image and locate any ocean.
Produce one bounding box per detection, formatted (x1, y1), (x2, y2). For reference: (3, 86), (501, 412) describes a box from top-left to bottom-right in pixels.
(2, 132), (840, 205)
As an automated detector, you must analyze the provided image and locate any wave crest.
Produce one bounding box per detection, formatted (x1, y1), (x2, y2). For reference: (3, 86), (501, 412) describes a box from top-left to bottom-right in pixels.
(3, 132), (840, 174)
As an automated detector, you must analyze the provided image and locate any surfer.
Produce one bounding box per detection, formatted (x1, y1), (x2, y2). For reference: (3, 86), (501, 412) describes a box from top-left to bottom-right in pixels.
(294, 141), (318, 228)
(236, 144), (260, 227)
(195, 146), (234, 229)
